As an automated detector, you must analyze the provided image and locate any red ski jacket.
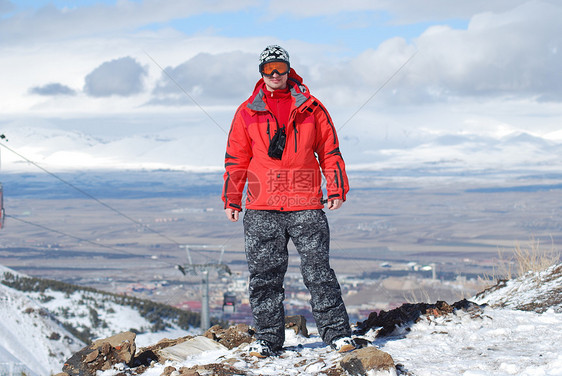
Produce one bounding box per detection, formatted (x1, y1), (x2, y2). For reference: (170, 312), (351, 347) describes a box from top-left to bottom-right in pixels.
(222, 69), (349, 212)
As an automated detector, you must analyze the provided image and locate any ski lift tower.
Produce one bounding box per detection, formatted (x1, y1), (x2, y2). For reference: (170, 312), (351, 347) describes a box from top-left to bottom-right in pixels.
(177, 244), (231, 331)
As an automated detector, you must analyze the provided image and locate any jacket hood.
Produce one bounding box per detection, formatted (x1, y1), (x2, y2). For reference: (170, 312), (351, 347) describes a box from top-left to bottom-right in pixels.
(247, 68), (310, 112)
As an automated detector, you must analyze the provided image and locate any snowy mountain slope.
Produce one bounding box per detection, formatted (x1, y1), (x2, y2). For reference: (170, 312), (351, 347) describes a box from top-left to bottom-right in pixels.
(2, 122), (561, 174)
(0, 265), (199, 375)
(0, 267), (200, 342)
(0, 283), (84, 376)
(3, 264), (562, 375)
(89, 265), (562, 376)
(472, 263), (562, 313)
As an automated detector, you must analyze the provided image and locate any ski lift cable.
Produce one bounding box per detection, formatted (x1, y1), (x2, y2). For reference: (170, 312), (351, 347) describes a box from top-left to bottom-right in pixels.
(144, 50), (227, 135)
(9, 211), (230, 321)
(338, 50), (418, 132)
(5, 214), (169, 265)
(0, 142), (212, 260)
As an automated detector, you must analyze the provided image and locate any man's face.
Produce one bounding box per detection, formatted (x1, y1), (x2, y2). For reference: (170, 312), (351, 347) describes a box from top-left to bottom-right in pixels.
(263, 71), (288, 92)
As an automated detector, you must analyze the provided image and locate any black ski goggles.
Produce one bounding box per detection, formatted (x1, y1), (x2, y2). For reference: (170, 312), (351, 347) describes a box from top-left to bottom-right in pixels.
(260, 61), (290, 77)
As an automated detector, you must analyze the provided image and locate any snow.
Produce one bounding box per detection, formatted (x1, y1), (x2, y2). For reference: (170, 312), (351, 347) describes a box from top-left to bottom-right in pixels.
(96, 305), (562, 376)
(0, 283), (84, 376)
(98, 265), (562, 376)
(27, 289), (152, 339)
(1, 262), (562, 375)
(379, 307), (562, 376)
(472, 264), (562, 313)
(0, 264), (198, 375)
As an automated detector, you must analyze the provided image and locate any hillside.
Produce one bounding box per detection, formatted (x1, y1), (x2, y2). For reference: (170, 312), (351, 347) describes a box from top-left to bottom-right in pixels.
(0, 282), (83, 376)
(0, 265), (201, 376)
(2, 264), (562, 375)
(63, 264), (562, 375)
(472, 263), (562, 313)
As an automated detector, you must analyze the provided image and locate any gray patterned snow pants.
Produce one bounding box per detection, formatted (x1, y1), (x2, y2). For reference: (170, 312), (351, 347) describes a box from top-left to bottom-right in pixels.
(243, 209), (351, 349)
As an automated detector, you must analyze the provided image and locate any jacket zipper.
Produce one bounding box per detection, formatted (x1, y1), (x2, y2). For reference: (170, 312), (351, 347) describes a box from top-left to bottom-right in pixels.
(293, 121), (298, 153)
(267, 119), (271, 142)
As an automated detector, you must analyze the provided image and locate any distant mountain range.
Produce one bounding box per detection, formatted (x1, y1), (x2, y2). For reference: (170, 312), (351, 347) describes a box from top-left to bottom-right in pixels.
(1, 124), (561, 174)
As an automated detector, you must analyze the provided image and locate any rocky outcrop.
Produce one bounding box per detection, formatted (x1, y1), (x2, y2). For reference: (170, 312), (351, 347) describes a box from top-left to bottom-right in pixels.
(473, 263), (562, 313)
(61, 331), (136, 376)
(203, 323), (254, 349)
(157, 336), (229, 362)
(58, 303), (488, 376)
(355, 299), (477, 337)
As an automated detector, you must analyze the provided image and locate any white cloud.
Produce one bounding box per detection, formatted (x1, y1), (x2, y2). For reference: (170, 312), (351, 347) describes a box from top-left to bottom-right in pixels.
(266, 0), (532, 21)
(0, 0), (13, 14)
(84, 56), (148, 97)
(0, 0), (259, 45)
(0, 0), (561, 172)
(407, 2), (562, 101)
(304, 1), (562, 107)
(150, 51), (257, 105)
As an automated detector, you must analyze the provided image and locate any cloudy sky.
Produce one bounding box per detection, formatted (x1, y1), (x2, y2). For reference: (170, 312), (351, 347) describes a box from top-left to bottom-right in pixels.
(1, 0), (561, 171)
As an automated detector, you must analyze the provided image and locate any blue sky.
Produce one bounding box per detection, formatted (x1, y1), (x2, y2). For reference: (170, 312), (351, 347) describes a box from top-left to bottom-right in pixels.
(5, 0), (469, 54)
(0, 0), (561, 170)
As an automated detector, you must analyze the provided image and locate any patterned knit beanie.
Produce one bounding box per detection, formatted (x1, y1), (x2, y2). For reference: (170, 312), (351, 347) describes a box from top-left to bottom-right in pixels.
(259, 45), (290, 71)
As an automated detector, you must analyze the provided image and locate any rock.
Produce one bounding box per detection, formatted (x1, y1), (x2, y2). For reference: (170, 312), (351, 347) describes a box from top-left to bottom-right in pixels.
(157, 336), (228, 362)
(177, 363), (247, 376)
(178, 368), (199, 376)
(133, 336), (194, 367)
(285, 315), (309, 337)
(62, 331), (137, 376)
(204, 324), (254, 349)
(83, 349), (98, 363)
(340, 347), (396, 376)
(356, 299), (479, 337)
(161, 365), (177, 376)
(93, 331), (136, 364)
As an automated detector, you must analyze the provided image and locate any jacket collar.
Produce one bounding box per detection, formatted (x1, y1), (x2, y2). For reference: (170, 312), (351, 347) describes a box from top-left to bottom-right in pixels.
(247, 68), (311, 112)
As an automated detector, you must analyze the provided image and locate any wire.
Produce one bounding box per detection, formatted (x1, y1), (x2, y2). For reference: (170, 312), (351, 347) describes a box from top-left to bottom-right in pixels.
(5, 214), (178, 264)
(144, 50), (227, 135)
(338, 50), (418, 131)
(6, 214), (127, 253)
(5, 213), (198, 308)
(0, 142), (217, 262)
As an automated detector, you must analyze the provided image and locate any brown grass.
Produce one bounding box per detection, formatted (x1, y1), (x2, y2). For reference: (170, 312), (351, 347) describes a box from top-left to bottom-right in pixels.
(495, 236), (560, 280)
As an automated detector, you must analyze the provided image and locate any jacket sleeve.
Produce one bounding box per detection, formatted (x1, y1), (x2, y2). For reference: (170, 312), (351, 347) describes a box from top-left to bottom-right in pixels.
(222, 105), (253, 211)
(312, 99), (349, 201)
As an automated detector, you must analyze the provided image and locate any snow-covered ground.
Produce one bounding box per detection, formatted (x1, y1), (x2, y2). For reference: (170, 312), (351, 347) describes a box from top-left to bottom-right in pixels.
(472, 263), (562, 313)
(381, 306), (562, 376)
(1, 263), (561, 375)
(99, 263), (562, 376)
(0, 264), (197, 376)
(96, 305), (562, 376)
(0, 283), (84, 376)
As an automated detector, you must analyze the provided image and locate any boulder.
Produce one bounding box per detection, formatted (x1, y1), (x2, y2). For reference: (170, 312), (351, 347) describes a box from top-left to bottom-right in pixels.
(157, 336), (228, 362)
(340, 347), (396, 376)
(204, 324), (254, 349)
(62, 331), (136, 376)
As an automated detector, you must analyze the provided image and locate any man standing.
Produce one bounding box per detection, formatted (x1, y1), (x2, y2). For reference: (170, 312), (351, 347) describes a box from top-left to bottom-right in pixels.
(222, 45), (355, 357)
